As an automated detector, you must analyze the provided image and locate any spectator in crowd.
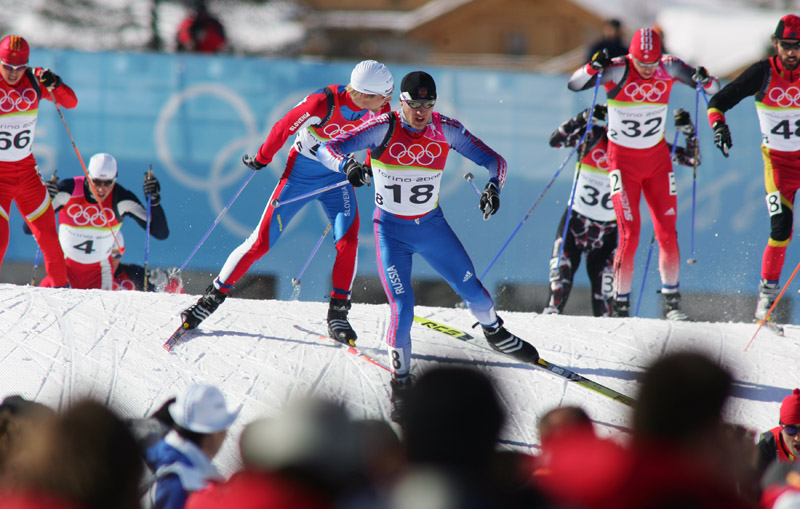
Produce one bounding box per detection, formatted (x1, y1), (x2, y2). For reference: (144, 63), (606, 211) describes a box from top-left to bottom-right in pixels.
(760, 459), (800, 509)
(757, 389), (800, 479)
(537, 352), (753, 508)
(586, 18), (627, 62)
(176, 0), (228, 53)
(0, 395), (54, 477)
(397, 366), (549, 508)
(0, 34), (77, 288)
(0, 399), (143, 509)
(623, 351), (751, 508)
(187, 396), (359, 509)
(144, 383), (240, 509)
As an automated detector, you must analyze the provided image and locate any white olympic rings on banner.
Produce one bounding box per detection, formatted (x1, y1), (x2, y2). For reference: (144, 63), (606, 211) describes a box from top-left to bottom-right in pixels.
(66, 203), (115, 227)
(623, 81), (668, 102)
(768, 86), (800, 107)
(0, 88), (37, 112)
(388, 142), (443, 166)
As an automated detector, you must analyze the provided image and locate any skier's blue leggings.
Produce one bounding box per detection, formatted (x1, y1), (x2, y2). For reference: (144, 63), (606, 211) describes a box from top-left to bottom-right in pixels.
(373, 206), (496, 376)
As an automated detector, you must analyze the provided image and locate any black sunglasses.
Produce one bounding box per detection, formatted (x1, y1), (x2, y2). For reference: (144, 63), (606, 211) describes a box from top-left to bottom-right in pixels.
(779, 39), (800, 51)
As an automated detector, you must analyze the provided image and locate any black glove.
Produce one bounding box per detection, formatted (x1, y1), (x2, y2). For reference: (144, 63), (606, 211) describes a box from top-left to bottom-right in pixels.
(343, 158), (372, 187)
(712, 120), (732, 157)
(584, 104), (608, 123)
(45, 178), (59, 200)
(692, 66), (711, 86)
(589, 49), (612, 72)
(674, 108), (695, 136)
(479, 181), (500, 219)
(143, 173), (161, 206)
(673, 140), (701, 167)
(38, 69), (62, 89)
(242, 154), (266, 170)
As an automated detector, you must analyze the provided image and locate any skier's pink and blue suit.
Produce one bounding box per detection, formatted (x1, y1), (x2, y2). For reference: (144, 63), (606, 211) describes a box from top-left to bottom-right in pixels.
(318, 110), (506, 376)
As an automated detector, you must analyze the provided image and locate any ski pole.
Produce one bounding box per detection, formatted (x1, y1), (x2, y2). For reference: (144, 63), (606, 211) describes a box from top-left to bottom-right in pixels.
(745, 259), (800, 351)
(687, 86), (702, 265)
(634, 130), (681, 316)
(291, 222), (332, 299)
(464, 172), (494, 220)
(479, 149), (575, 280)
(31, 170), (59, 285)
(144, 165), (153, 291)
(271, 180), (349, 208)
(179, 170), (258, 272)
(480, 72), (604, 280)
(634, 232), (656, 317)
(30, 248), (41, 286)
(555, 73), (604, 272)
(53, 100), (125, 255)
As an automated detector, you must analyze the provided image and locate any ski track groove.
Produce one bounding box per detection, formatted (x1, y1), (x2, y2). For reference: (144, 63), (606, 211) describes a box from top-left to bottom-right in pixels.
(40, 291), (74, 411)
(0, 293), (35, 364)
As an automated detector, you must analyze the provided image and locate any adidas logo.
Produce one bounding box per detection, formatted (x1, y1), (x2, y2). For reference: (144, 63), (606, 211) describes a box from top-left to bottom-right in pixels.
(463, 271), (473, 282)
(664, 207), (676, 216)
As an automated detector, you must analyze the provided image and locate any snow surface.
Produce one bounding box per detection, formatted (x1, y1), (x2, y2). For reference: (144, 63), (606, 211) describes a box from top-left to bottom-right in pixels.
(0, 282), (795, 477)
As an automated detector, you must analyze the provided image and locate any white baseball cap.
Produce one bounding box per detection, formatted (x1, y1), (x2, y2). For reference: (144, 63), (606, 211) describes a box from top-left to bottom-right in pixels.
(168, 383), (240, 434)
(350, 60), (394, 97)
(87, 153), (118, 180)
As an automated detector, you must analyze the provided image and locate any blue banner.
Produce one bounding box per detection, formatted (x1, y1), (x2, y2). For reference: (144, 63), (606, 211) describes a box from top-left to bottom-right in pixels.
(8, 49), (783, 319)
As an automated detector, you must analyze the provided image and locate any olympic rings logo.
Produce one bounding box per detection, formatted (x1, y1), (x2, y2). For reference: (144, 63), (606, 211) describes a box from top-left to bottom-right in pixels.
(591, 148), (609, 170)
(388, 142), (443, 166)
(322, 122), (357, 137)
(65, 203), (115, 227)
(767, 86), (800, 107)
(623, 81), (668, 102)
(0, 88), (37, 112)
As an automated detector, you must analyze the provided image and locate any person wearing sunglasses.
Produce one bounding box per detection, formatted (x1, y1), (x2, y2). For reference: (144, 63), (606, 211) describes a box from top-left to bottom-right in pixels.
(567, 28), (719, 321)
(0, 35), (78, 289)
(316, 71), (540, 424)
(706, 15), (800, 325)
(36, 153), (169, 290)
(180, 60), (394, 346)
(755, 388), (800, 485)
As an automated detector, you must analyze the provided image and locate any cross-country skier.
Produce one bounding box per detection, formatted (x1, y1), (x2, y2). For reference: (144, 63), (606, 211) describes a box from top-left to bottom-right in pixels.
(567, 27), (719, 320)
(38, 153), (169, 289)
(0, 35), (77, 287)
(317, 71), (540, 423)
(545, 105), (700, 317)
(706, 14), (800, 323)
(180, 61), (394, 346)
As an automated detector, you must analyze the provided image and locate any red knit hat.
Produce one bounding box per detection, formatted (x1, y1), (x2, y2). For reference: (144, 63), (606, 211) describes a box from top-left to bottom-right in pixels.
(775, 15), (800, 40)
(780, 388), (800, 425)
(629, 28), (662, 64)
(0, 35), (29, 66)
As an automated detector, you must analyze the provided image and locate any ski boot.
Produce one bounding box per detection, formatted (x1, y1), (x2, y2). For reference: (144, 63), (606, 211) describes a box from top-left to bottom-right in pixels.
(327, 298), (357, 346)
(755, 280), (780, 321)
(180, 284), (227, 330)
(611, 298), (630, 317)
(662, 292), (689, 321)
(390, 374), (414, 425)
(482, 316), (539, 363)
